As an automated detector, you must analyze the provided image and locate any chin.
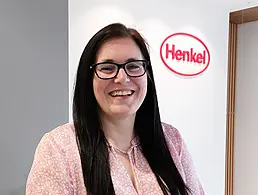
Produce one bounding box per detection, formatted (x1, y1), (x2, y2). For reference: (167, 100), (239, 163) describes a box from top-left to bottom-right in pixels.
(109, 106), (136, 118)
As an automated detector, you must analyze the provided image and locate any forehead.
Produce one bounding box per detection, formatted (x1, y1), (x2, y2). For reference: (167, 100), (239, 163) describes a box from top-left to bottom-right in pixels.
(96, 38), (143, 63)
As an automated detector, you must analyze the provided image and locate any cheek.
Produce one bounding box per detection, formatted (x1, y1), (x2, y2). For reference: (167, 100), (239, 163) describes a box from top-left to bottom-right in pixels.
(93, 77), (107, 101)
(93, 77), (99, 98)
(135, 76), (148, 96)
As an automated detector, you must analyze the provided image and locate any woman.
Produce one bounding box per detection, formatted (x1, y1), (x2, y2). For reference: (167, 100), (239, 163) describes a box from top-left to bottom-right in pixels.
(26, 23), (204, 195)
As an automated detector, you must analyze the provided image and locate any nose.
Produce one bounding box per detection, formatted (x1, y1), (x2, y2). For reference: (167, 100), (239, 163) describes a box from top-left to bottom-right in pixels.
(114, 68), (130, 84)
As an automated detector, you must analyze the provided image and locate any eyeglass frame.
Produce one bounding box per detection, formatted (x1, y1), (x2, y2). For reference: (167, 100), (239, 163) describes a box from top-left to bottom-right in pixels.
(90, 59), (149, 80)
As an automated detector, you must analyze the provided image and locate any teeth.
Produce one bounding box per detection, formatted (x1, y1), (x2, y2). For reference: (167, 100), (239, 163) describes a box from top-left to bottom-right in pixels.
(110, 90), (133, 97)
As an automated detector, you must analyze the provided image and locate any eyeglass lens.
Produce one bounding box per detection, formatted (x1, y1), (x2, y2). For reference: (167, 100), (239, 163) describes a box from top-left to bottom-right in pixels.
(95, 61), (146, 79)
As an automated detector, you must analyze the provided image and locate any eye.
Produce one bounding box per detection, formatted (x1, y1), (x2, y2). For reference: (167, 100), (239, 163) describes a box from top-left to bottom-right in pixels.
(126, 62), (143, 72)
(96, 64), (117, 73)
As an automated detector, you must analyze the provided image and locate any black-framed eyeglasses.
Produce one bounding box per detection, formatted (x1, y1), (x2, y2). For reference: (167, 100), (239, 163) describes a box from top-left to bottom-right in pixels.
(90, 60), (149, 80)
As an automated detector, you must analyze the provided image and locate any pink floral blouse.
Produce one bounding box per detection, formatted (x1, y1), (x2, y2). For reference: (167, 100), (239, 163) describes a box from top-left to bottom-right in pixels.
(26, 123), (204, 195)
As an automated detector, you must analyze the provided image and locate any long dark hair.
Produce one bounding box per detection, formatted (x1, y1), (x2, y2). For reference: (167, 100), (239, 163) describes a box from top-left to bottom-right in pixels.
(73, 23), (190, 195)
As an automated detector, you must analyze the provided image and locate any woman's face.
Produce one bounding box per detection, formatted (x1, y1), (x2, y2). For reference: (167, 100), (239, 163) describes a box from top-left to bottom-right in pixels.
(93, 38), (148, 119)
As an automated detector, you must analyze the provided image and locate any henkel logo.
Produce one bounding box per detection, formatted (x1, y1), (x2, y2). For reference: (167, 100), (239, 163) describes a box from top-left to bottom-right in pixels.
(160, 33), (210, 76)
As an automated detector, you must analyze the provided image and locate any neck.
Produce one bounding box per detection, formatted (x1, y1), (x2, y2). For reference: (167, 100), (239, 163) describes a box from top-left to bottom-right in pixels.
(100, 113), (136, 151)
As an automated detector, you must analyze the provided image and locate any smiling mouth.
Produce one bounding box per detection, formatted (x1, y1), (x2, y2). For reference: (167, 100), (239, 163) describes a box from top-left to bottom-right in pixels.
(109, 90), (135, 97)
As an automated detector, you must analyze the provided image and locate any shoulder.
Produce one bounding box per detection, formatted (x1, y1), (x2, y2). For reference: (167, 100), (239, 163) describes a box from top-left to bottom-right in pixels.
(161, 122), (183, 144)
(47, 123), (76, 143)
(161, 122), (184, 155)
(38, 123), (77, 154)
(27, 123), (78, 194)
(161, 122), (182, 139)
(162, 122), (205, 193)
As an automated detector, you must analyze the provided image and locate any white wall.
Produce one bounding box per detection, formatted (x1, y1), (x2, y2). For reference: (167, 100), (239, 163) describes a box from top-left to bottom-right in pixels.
(69, 1), (230, 194)
(229, 0), (258, 11)
(234, 20), (258, 195)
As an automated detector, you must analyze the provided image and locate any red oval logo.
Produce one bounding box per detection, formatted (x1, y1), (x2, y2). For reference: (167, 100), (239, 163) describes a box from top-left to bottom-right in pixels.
(160, 33), (210, 77)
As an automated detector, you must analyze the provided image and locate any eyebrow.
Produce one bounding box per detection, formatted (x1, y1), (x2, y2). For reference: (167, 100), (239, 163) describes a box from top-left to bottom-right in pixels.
(100, 58), (140, 63)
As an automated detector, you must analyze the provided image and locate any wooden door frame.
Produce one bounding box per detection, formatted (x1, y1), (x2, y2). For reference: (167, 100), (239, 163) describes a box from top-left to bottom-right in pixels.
(226, 5), (258, 195)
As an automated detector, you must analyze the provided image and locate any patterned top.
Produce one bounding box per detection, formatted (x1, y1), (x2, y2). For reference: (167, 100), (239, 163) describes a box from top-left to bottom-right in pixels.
(26, 123), (205, 195)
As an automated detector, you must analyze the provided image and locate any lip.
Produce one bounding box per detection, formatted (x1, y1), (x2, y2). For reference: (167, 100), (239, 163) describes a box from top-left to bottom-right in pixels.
(108, 89), (135, 97)
(108, 89), (135, 94)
